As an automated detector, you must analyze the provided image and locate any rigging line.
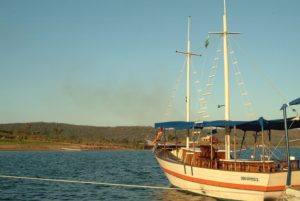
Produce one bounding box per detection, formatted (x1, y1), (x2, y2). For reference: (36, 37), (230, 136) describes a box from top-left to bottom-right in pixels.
(227, 38), (256, 119)
(272, 120), (298, 151)
(268, 148), (280, 161)
(230, 37), (299, 115)
(228, 37), (288, 103)
(228, 45), (247, 117)
(197, 34), (218, 73)
(0, 175), (271, 196)
(193, 34), (218, 96)
(190, 60), (202, 119)
(196, 46), (209, 92)
(265, 141), (281, 160)
(164, 57), (187, 119)
(198, 37), (222, 121)
(273, 134), (286, 154)
(191, 60), (204, 87)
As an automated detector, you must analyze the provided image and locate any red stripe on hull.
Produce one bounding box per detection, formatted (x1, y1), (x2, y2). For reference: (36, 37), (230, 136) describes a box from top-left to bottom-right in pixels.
(162, 167), (285, 192)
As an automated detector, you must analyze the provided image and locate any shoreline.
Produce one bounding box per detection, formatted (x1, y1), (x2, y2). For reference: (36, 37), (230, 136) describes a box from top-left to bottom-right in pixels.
(0, 141), (139, 151)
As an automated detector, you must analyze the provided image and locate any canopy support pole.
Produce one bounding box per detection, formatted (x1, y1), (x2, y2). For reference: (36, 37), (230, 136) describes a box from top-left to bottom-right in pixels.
(252, 132), (258, 160)
(280, 97), (300, 186)
(262, 131), (265, 161)
(282, 104), (291, 186)
(268, 130), (271, 160)
(234, 126), (237, 161)
(175, 130), (179, 161)
(239, 131), (246, 159)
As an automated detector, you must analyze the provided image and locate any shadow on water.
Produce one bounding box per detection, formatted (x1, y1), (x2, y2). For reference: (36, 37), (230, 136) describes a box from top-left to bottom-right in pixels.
(154, 189), (218, 201)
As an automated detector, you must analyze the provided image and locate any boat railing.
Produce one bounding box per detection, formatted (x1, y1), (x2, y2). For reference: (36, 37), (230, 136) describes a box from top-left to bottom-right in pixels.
(274, 160), (300, 171)
(164, 147), (300, 173)
(217, 160), (276, 173)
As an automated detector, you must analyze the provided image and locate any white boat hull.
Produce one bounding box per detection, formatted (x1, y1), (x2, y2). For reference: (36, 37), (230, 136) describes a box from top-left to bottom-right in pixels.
(156, 155), (300, 201)
(286, 187), (300, 200)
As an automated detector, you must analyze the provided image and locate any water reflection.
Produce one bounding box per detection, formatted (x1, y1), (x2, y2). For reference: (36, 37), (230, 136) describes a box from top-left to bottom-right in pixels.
(155, 189), (217, 201)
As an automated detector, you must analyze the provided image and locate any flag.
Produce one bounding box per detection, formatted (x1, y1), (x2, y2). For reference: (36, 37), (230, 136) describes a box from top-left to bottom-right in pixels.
(205, 39), (209, 48)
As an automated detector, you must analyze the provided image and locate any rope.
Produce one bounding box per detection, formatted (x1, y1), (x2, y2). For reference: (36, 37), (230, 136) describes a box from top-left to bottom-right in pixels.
(229, 37), (288, 103)
(229, 38), (299, 124)
(197, 37), (222, 120)
(0, 175), (178, 190)
(0, 174), (289, 197)
(228, 37), (256, 120)
(272, 120), (298, 157)
(164, 58), (186, 120)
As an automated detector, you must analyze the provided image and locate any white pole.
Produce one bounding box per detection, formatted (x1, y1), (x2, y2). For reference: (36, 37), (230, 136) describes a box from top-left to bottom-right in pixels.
(187, 16), (191, 122)
(223, 0), (231, 160)
(186, 16), (191, 149)
(223, 0), (229, 122)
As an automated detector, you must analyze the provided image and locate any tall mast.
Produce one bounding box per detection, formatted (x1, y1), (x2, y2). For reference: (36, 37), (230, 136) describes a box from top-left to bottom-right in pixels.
(187, 16), (191, 122)
(223, 0), (230, 121)
(209, 0), (239, 160)
(223, 0), (231, 160)
(186, 16), (191, 149)
(176, 17), (201, 149)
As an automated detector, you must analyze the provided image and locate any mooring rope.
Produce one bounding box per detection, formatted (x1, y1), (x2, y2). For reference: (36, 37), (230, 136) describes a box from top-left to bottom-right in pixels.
(0, 174), (291, 197)
(0, 175), (178, 190)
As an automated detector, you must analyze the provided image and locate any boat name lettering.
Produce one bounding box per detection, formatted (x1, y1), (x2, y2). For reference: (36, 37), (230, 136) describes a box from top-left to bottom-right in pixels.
(240, 176), (259, 182)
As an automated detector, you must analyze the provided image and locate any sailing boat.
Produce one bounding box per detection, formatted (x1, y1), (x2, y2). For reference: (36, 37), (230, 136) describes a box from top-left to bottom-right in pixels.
(153, 1), (300, 200)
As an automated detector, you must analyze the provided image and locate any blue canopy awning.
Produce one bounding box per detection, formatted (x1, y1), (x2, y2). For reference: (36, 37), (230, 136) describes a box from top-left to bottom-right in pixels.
(194, 117), (267, 132)
(289, 97), (300, 106)
(154, 121), (195, 130)
(195, 117), (300, 131)
(280, 97), (300, 110)
(155, 117), (300, 132)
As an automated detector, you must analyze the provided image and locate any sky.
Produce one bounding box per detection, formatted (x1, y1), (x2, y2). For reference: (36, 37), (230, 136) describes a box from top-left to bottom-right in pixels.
(0, 0), (300, 126)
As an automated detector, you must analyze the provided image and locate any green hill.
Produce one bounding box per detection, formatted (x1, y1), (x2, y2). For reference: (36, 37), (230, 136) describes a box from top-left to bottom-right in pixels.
(0, 122), (155, 149)
(0, 122), (299, 150)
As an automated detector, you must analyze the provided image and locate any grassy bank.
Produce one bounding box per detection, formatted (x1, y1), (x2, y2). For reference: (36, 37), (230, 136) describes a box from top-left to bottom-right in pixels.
(0, 140), (143, 151)
(0, 122), (155, 151)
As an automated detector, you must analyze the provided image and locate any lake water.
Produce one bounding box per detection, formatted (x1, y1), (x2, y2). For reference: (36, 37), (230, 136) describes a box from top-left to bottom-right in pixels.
(0, 150), (216, 201)
(0, 149), (299, 201)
